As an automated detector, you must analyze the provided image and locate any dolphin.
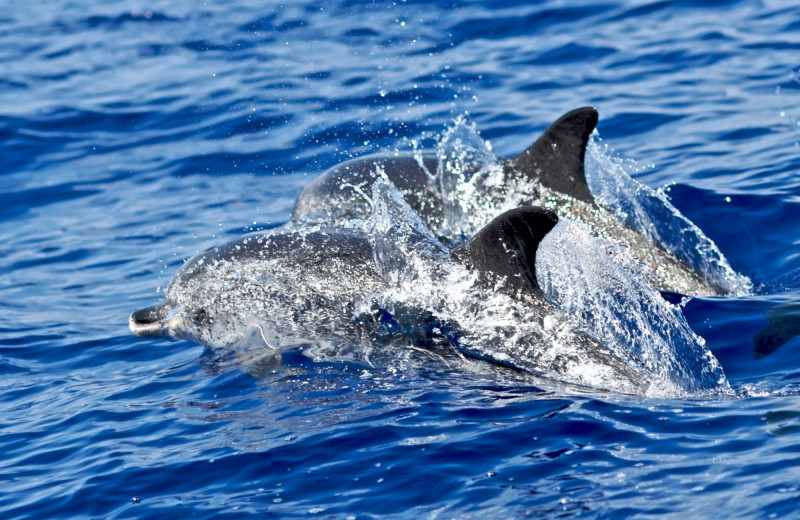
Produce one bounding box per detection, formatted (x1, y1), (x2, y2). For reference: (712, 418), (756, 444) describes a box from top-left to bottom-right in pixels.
(129, 207), (560, 346)
(292, 108), (724, 296)
(753, 299), (800, 358)
(130, 204), (658, 393)
(293, 107), (597, 228)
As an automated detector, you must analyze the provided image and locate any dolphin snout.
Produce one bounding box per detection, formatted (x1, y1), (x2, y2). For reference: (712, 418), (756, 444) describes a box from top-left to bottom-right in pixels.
(129, 304), (168, 337)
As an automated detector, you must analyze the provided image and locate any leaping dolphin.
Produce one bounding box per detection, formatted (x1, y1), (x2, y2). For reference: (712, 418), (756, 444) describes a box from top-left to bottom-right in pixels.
(131, 202), (671, 393)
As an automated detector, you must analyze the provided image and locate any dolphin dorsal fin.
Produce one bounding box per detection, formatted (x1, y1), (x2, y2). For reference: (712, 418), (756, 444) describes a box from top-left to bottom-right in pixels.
(507, 107), (598, 204)
(452, 207), (559, 296)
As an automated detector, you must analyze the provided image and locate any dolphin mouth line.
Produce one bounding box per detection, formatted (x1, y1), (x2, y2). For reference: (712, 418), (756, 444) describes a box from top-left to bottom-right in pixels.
(128, 315), (163, 337)
(129, 304), (170, 338)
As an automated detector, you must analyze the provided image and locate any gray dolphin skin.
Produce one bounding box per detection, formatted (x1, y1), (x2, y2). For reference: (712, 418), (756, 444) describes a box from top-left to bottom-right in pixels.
(130, 227), (385, 346)
(130, 206), (649, 391)
(292, 107), (719, 296)
(293, 107), (597, 229)
(293, 153), (442, 227)
(130, 208), (557, 344)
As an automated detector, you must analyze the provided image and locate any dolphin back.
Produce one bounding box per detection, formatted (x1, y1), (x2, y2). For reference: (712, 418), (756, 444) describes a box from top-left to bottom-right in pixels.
(292, 155), (439, 223)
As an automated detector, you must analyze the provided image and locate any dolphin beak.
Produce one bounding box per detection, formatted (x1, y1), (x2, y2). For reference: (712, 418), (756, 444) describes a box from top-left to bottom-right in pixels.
(129, 304), (169, 337)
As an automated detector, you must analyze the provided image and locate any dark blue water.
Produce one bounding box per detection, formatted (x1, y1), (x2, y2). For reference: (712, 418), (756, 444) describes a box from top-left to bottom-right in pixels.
(3, 0), (800, 517)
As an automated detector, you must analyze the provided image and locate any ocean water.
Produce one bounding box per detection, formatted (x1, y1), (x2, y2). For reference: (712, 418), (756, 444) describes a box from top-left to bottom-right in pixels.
(3, 0), (800, 518)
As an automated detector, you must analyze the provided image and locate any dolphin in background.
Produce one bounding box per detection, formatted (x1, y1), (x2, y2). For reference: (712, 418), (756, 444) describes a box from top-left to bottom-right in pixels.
(754, 298), (800, 358)
(293, 107), (598, 228)
(292, 107), (734, 297)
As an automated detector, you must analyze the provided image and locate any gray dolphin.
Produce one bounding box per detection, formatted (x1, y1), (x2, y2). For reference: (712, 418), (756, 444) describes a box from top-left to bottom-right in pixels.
(293, 107), (597, 228)
(130, 206), (654, 393)
(130, 207), (559, 345)
(754, 299), (800, 358)
(292, 108), (723, 296)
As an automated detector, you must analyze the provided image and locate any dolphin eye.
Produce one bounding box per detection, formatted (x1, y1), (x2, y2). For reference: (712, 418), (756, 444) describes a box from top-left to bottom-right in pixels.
(192, 308), (208, 323)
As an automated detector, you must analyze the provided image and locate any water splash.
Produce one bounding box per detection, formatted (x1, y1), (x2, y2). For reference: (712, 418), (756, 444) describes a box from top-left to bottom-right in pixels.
(433, 115), (522, 238)
(430, 117), (751, 297)
(536, 219), (731, 397)
(584, 135), (752, 296)
(370, 170), (449, 287)
(366, 176), (707, 396)
(360, 145), (738, 396)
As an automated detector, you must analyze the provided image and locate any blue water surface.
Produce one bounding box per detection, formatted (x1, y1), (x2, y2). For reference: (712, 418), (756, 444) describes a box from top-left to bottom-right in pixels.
(2, 0), (800, 518)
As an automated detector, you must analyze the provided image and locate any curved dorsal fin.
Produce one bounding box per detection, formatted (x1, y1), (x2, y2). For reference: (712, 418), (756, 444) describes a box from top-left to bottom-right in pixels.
(507, 107), (598, 204)
(452, 207), (559, 297)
